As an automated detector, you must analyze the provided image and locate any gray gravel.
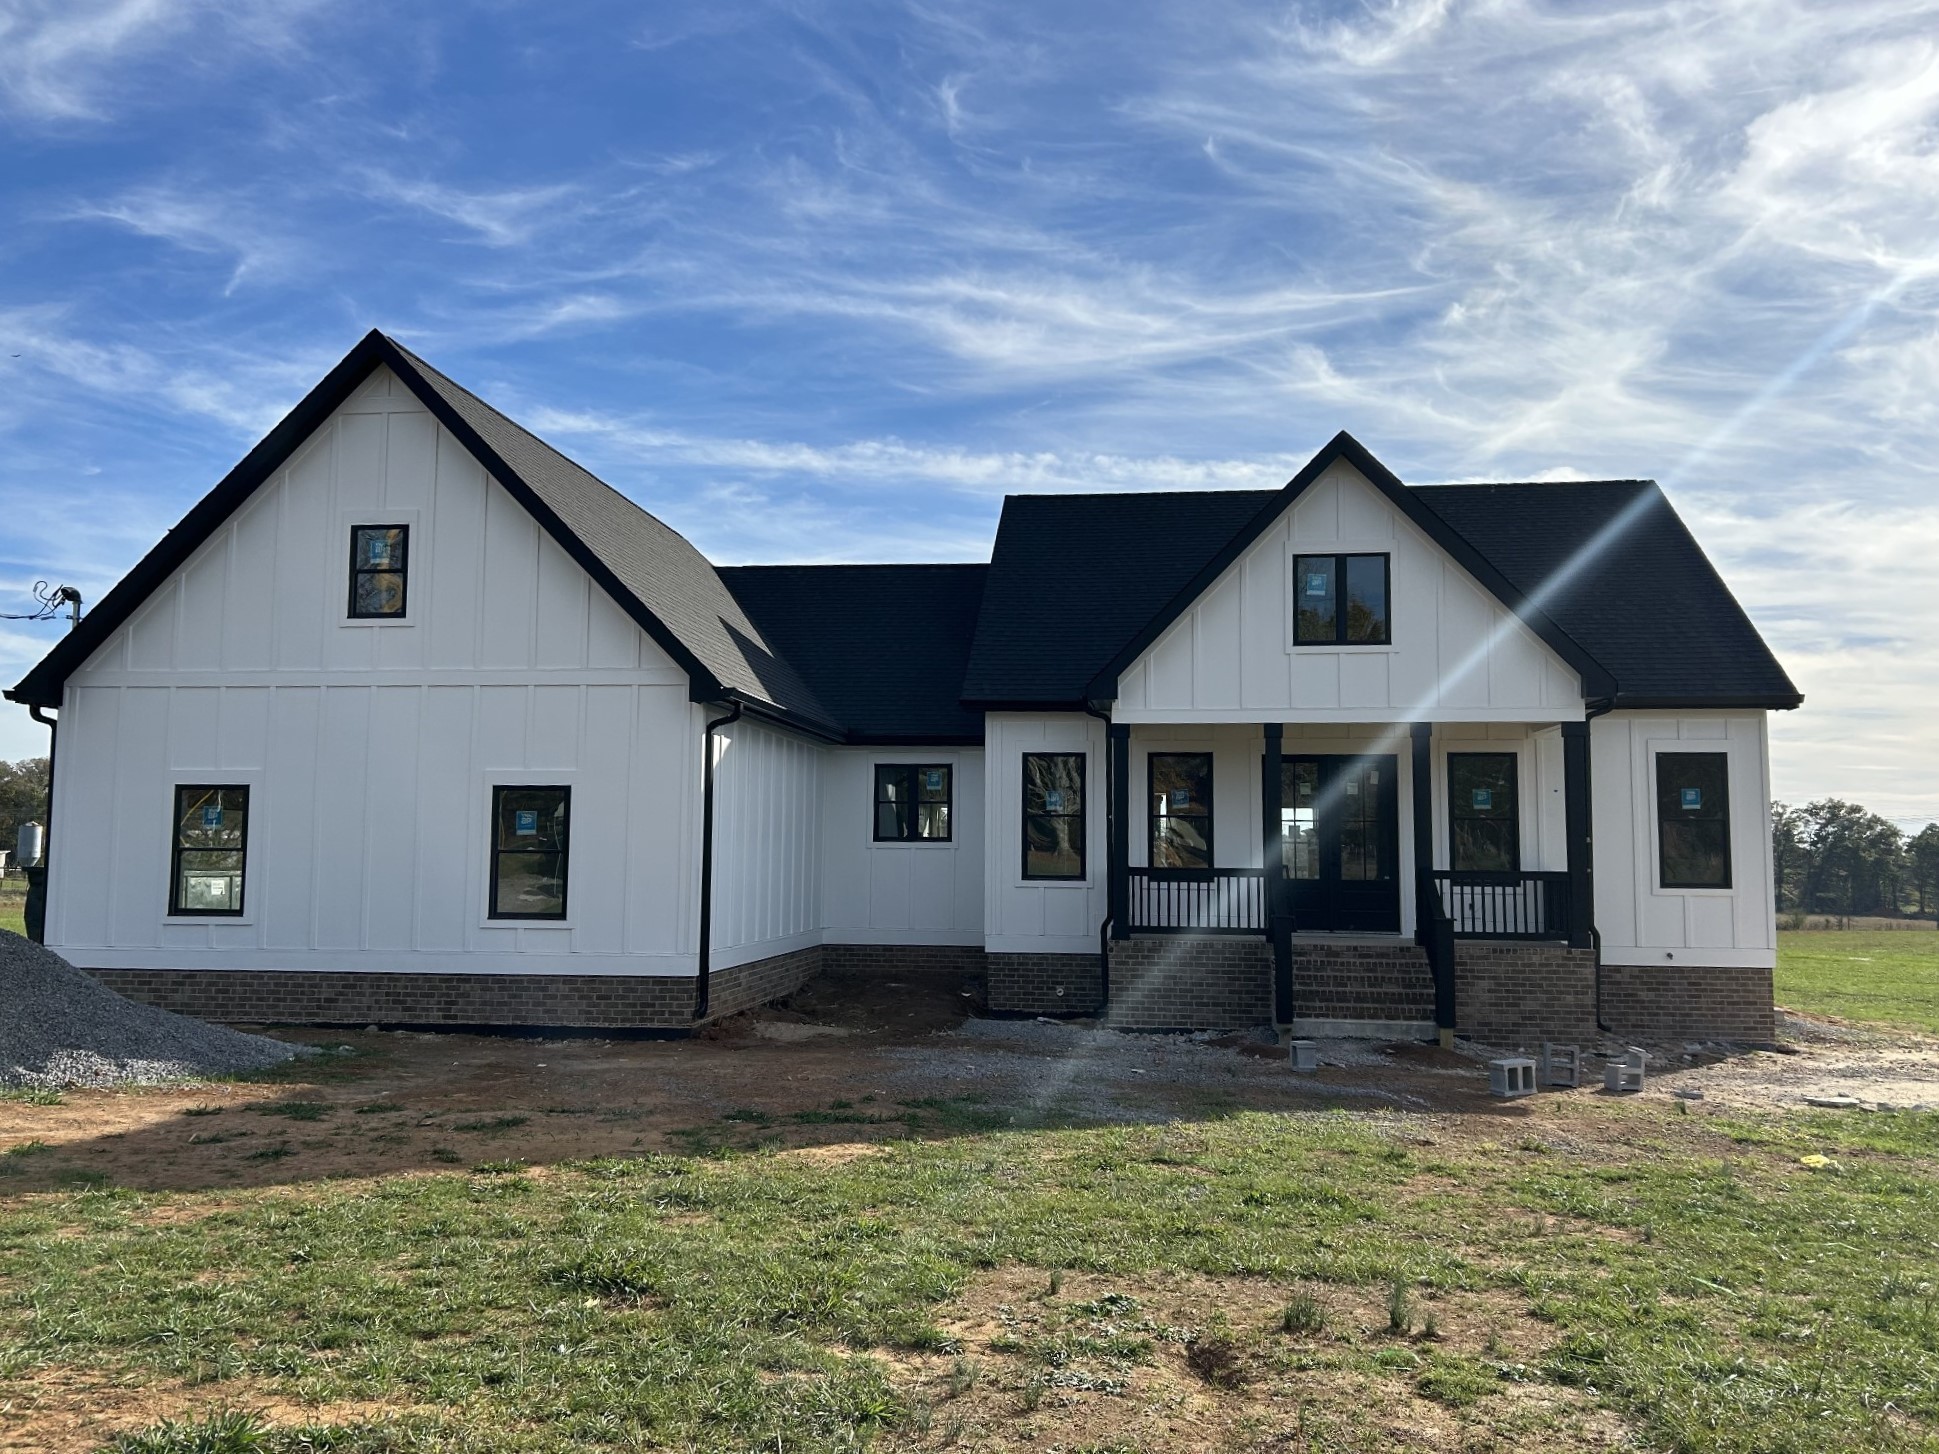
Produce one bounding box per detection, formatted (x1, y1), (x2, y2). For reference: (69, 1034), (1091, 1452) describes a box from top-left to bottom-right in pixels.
(1, 931), (310, 1089)
(874, 1016), (1422, 1121)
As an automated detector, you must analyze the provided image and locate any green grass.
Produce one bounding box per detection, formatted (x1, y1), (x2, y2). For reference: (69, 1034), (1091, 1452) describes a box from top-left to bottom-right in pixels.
(1777, 928), (1939, 1033)
(0, 890), (25, 939)
(1, 1103), (1935, 1452)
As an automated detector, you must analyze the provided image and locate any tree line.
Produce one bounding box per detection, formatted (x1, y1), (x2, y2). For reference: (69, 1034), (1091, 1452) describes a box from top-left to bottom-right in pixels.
(1773, 800), (1939, 920)
(2, 757), (1936, 915)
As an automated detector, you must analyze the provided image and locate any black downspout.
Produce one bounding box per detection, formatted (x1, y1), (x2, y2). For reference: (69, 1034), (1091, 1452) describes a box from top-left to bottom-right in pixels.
(23, 705), (56, 944)
(1578, 698), (1616, 1033)
(693, 700), (743, 1022)
(1082, 703), (1114, 1011)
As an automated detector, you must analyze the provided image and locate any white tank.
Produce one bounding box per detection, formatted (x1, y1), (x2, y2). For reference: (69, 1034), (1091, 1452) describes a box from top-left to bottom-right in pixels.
(16, 822), (43, 868)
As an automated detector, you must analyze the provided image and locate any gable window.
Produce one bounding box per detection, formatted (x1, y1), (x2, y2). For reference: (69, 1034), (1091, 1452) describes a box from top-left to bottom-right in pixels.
(490, 786), (570, 919)
(875, 764), (952, 842)
(348, 524), (410, 618)
(1150, 752), (1213, 869)
(1448, 753), (1519, 873)
(1294, 553), (1390, 645)
(170, 785), (249, 916)
(1657, 753), (1731, 889)
(1023, 753), (1085, 879)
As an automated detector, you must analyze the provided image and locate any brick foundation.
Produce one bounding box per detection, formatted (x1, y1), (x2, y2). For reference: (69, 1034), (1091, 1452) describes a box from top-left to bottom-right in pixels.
(1598, 963), (1775, 1043)
(1104, 937), (1274, 1030)
(986, 952), (1104, 1015)
(1292, 941), (1434, 1024)
(1453, 943), (1598, 1046)
(88, 946), (827, 1031)
(821, 944), (989, 977)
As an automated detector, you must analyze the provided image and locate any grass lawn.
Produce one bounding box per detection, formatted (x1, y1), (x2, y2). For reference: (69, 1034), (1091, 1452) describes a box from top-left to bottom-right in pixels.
(2, 1091), (1936, 1452)
(1777, 929), (1939, 1034)
(0, 889), (24, 938)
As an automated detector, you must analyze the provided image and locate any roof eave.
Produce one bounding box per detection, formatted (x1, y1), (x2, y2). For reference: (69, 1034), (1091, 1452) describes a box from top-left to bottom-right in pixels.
(1607, 693), (1805, 712)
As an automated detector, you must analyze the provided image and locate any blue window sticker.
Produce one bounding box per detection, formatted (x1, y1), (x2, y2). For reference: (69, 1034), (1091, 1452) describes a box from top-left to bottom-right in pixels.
(1305, 572), (1329, 597)
(924, 769), (944, 792)
(1471, 788), (1492, 810)
(1045, 789), (1064, 812)
(1680, 787), (1702, 811)
(514, 809), (539, 836)
(1171, 789), (1190, 810)
(201, 805), (223, 829)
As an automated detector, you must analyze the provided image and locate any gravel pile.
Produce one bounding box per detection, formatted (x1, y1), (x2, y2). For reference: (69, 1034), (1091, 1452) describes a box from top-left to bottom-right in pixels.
(0, 931), (311, 1089)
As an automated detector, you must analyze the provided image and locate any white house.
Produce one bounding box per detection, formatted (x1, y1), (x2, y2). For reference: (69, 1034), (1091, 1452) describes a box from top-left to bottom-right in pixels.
(7, 332), (1801, 1043)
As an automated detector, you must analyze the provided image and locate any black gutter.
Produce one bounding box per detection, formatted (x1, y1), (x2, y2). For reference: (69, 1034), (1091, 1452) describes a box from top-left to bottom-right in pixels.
(1580, 699), (1617, 1033)
(23, 705), (55, 943)
(693, 701), (743, 1021)
(1082, 702), (1115, 1011)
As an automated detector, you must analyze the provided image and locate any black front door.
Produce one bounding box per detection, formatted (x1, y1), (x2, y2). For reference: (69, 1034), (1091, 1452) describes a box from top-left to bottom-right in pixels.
(1277, 755), (1400, 933)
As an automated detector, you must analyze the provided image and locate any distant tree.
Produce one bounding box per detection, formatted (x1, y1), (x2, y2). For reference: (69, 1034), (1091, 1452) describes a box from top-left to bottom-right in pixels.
(1794, 799), (1905, 917)
(1910, 823), (1939, 922)
(0, 758), (50, 861)
(1771, 801), (1803, 911)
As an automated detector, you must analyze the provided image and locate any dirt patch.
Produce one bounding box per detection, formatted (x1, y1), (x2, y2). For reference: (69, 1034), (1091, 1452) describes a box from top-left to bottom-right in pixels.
(1654, 1021), (1939, 1112)
(880, 1266), (1630, 1452)
(0, 1368), (414, 1454)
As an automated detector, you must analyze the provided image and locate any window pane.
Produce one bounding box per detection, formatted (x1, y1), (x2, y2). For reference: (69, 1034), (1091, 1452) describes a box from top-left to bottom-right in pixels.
(496, 788), (569, 851)
(1153, 818), (1211, 870)
(1451, 819), (1516, 873)
(353, 571), (406, 616)
(1344, 555), (1388, 642)
(1294, 555), (1337, 643)
(1657, 753), (1730, 887)
(354, 526), (408, 571)
(876, 801), (908, 839)
(917, 802), (951, 840)
(1151, 753), (1210, 814)
(176, 786), (247, 850)
(1025, 814), (1084, 879)
(176, 849), (243, 912)
(494, 851), (566, 917)
(917, 766), (950, 803)
(1024, 754), (1083, 815)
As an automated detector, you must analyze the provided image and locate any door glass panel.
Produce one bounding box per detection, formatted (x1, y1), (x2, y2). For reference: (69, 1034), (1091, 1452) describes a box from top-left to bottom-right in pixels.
(1339, 763), (1389, 881)
(1281, 760), (1319, 879)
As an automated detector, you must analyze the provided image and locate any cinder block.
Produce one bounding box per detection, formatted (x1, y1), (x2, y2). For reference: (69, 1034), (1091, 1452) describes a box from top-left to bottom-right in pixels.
(1540, 1043), (1581, 1088)
(1488, 1057), (1537, 1098)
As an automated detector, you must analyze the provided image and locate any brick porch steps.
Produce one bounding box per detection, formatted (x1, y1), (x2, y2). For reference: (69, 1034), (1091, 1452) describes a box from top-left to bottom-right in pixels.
(1289, 939), (1436, 1024)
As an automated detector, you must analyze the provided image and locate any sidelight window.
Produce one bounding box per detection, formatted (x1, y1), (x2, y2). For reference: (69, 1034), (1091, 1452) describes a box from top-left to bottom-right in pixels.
(1149, 752), (1213, 869)
(1448, 753), (1520, 873)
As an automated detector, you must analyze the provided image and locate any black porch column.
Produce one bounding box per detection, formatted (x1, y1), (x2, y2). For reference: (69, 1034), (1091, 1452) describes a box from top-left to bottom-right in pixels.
(1262, 722), (1292, 1023)
(1109, 722), (1130, 940)
(1409, 722), (1435, 943)
(1561, 720), (1594, 950)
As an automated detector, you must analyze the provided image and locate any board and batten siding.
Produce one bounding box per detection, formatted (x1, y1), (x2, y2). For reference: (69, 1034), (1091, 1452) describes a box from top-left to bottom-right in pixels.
(1113, 462), (1585, 724)
(819, 749), (985, 947)
(46, 365), (704, 975)
(984, 713), (1108, 955)
(1590, 712), (1776, 969)
(707, 719), (824, 969)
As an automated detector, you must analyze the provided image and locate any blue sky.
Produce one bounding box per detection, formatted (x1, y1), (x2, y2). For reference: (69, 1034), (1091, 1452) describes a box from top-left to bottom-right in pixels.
(2, 0), (1936, 827)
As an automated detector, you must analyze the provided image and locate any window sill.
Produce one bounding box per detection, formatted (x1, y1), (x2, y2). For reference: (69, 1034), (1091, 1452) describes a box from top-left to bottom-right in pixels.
(1288, 644), (1398, 654)
(871, 839), (956, 849)
(338, 618), (417, 630)
(164, 915), (254, 927)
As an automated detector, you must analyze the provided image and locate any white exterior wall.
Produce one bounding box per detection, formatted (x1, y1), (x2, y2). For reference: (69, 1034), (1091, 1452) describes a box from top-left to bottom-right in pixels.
(819, 748), (985, 947)
(1591, 711), (1776, 968)
(1114, 461), (1585, 724)
(708, 718), (823, 969)
(48, 366), (704, 976)
(984, 712), (1108, 954)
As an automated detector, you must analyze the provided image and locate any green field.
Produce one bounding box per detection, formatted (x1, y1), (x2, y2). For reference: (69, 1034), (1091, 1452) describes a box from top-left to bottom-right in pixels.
(1777, 929), (1939, 1035)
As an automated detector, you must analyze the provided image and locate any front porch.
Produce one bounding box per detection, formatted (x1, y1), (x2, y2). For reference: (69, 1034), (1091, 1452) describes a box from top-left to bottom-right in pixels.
(1102, 719), (1596, 1038)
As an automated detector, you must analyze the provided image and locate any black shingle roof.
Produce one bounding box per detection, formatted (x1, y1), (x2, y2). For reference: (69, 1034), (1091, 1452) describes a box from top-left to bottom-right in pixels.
(1413, 480), (1800, 707)
(962, 478), (1799, 710)
(718, 565), (989, 742)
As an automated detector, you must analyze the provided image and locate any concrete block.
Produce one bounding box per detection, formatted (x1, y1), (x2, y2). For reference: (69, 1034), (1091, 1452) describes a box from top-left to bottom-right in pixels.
(1540, 1042), (1580, 1088)
(1288, 1039), (1319, 1072)
(1489, 1057), (1536, 1098)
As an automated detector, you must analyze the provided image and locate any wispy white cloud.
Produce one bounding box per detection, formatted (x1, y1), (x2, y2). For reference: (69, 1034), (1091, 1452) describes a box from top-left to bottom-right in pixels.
(354, 171), (587, 248)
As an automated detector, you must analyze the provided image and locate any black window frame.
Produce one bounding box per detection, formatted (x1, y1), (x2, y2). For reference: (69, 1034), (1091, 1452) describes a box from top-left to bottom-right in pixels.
(1447, 752), (1521, 874)
(872, 763), (954, 843)
(169, 784), (250, 917)
(1656, 752), (1732, 890)
(347, 523), (411, 620)
(1021, 752), (1087, 881)
(1148, 751), (1215, 870)
(1293, 552), (1392, 646)
(489, 785), (572, 921)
